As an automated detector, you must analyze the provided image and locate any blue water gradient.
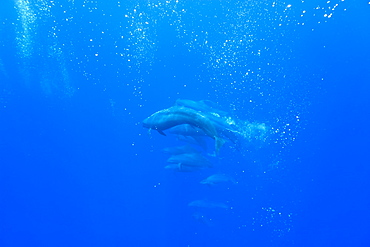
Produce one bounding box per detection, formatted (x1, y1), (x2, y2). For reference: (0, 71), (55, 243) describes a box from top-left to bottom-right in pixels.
(0, 1), (369, 246)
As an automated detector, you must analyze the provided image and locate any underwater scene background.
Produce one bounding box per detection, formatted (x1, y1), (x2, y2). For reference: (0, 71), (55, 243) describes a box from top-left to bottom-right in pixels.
(0, 0), (369, 246)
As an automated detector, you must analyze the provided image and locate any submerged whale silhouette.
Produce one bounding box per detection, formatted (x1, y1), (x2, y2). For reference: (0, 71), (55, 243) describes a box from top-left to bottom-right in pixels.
(167, 152), (212, 168)
(142, 106), (225, 154)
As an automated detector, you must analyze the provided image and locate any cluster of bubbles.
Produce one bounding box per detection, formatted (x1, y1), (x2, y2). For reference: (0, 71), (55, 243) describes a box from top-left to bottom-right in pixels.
(251, 206), (294, 239)
(6, 0), (348, 114)
(13, 0), (74, 97)
(297, 0), (348, 26)
(6, 1), (349, 92)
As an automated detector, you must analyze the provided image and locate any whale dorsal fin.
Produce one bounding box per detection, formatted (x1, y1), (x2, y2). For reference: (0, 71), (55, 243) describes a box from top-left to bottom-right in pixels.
(157, 130), (166, 136)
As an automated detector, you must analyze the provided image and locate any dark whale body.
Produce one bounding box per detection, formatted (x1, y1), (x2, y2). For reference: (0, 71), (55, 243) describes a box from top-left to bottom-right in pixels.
(142, 106), (225, 153)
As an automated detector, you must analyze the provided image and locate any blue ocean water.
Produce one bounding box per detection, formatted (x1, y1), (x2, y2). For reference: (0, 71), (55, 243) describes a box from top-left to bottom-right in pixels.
(1, 1), (369, 246)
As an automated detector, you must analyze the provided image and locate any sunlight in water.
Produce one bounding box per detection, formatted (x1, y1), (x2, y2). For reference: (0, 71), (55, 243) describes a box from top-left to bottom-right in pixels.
(14, 0), (75, 97)
(14, 0), (38, 58)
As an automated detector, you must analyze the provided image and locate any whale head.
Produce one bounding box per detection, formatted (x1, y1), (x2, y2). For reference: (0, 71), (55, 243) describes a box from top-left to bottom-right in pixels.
(142, 116), (153, 129)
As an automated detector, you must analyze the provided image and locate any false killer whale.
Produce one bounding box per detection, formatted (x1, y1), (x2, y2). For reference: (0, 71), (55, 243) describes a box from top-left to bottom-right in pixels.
(142, 106), (225, 154)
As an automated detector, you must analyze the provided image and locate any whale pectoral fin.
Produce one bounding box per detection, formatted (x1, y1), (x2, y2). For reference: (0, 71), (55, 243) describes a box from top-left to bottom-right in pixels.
(215, 136), (226, 155)
(157, 130), (167, 136)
